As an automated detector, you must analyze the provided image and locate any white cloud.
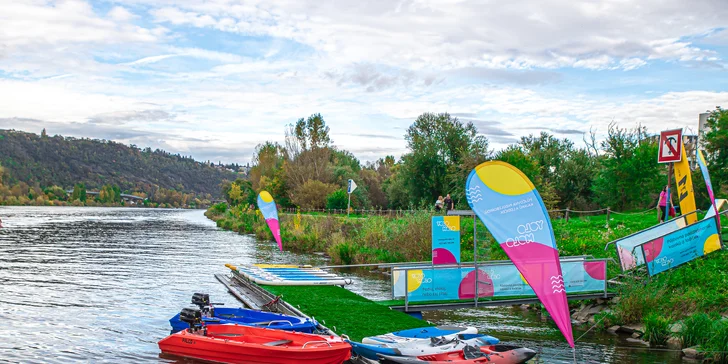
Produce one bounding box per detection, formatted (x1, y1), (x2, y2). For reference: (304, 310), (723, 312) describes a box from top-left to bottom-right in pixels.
(0, 0), (160, 49)
(147, 0), (727, 70)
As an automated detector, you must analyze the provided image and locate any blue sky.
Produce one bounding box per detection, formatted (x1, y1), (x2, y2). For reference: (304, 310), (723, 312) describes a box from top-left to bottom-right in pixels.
(0, 0), (726, 164)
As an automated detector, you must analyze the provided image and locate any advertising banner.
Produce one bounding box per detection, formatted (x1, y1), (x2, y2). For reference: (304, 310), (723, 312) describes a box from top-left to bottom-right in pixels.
(614, 217), (687, 271)
(465, 161), (574, 347)
(644, 218), (721, 276)
(432, 216), (461, 264)
(674, 140), (697, 225)
(392, 260), (606, 301)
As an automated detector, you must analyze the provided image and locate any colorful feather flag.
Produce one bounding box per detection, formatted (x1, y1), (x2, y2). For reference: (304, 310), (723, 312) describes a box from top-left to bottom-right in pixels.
(697, 150), (720, 229)
(466, 161), (574, 347)
(257, 191), (282, 251)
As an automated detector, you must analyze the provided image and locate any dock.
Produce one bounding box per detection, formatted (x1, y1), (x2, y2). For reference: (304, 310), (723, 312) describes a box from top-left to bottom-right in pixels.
(216, 268), (426, 342)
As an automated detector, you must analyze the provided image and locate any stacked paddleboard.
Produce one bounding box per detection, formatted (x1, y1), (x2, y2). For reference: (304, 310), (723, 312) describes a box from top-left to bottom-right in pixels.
(227, 263), (353, 286)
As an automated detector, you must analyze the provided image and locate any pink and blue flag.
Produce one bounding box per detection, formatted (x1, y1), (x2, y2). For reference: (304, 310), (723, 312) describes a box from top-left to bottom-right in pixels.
(257, 191), (282, 251)
(697, 150), (720, 228)
(466, 161), (574, 347)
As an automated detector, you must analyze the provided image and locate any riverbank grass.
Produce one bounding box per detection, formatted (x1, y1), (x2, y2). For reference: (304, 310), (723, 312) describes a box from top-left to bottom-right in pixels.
(261, 285), (426, 342)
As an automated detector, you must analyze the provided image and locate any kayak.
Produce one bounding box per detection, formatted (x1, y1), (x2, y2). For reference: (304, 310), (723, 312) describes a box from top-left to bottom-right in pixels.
(362, 326), (478, 344)
(169, 293), (319, 333)
(377, 344), (537, 364)
(349, 334), (500, 360)
(158, 324), (351, 364)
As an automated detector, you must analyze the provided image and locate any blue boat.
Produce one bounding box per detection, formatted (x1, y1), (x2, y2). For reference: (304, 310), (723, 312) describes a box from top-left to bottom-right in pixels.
(169, 293), (319, 334)
(349, 333), (501, 361)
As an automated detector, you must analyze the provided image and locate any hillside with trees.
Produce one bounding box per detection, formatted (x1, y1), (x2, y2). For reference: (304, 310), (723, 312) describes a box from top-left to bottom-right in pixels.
(0, 129), (242, 206)
(228, 107), (727, 213)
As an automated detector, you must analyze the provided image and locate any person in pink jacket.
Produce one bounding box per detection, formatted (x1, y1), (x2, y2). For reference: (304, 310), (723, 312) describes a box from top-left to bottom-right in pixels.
(657, 185), (672, 222)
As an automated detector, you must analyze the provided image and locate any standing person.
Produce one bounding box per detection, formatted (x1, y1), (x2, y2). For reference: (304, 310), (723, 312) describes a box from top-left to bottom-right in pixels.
(435, 196), (443, 212)
(444, 194), (453, 212)
(657, 185), (671, 223)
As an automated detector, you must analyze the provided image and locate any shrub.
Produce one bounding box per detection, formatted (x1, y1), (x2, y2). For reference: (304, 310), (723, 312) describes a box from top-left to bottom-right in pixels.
(643, 313), (671, 346)
(326, 190), (349, 210)
(290, 180), (337, 209)
(678, 313), (713, 348)
(211, 202), (227, 214)
(705, 319), (728, 362)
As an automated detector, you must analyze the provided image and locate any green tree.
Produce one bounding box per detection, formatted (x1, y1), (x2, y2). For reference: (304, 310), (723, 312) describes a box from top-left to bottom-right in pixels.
(71, 183), (87, 202)
(592, 123), (661, 210)
(400, 112), (488, 207)
(703, 106), (728, 195)
(326, 189), (349, 210)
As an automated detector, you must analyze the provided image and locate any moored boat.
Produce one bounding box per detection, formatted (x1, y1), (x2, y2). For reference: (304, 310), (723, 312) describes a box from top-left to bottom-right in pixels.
(349, 334), (500, 360)
(377, 344), (537, 364)
(158, 308), (351, 364)
(169, 293), (318, 333)
(362, 326), (478, 345)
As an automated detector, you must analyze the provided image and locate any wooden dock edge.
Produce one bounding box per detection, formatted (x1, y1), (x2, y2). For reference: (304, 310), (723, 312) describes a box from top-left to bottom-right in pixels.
(214, 272), (337, 336)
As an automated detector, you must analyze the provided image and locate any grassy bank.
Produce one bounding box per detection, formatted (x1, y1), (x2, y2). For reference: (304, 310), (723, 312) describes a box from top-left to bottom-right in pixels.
(208, 204), (728, 357)
(261, 285), (426, 342)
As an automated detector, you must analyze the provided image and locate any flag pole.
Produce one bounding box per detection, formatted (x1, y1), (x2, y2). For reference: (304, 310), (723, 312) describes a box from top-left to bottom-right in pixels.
(665, 163), (672, 222)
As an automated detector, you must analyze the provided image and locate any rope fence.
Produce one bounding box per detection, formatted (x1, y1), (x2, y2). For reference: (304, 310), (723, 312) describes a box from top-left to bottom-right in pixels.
(279, 206), (666, 223)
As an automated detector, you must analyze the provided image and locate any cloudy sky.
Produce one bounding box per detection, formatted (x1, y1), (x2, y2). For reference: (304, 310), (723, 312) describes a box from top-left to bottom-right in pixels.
(1, 0), (726, 164)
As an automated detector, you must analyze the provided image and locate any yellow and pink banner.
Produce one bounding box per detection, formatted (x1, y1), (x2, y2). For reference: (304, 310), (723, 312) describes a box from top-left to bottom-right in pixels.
(466, 161), (574, 348)
(257, 191), (282, 251)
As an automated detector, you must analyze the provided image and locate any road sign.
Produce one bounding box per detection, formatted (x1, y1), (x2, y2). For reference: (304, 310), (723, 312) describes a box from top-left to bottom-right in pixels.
(658, 129), (683, 163)
(347, 179), (357, 194)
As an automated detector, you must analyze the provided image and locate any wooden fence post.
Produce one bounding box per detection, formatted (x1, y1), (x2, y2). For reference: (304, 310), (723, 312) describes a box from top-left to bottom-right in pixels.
(606, 207), (611, 225)
(565, 208), (570, 222)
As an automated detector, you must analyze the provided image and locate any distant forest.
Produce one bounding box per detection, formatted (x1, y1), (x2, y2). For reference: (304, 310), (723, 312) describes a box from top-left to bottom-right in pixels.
(0, 129), (240, 199)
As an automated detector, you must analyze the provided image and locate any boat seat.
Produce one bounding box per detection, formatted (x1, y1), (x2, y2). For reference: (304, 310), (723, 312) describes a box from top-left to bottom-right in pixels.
(263, 339), (293, 346)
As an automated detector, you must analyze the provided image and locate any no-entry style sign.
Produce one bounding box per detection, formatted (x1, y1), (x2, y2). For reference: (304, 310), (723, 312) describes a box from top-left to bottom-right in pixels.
(658, 129), (683, 163)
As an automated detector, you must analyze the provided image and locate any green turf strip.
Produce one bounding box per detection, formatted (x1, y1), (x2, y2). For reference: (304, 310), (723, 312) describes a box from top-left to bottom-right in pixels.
(261, 285), (427, 342)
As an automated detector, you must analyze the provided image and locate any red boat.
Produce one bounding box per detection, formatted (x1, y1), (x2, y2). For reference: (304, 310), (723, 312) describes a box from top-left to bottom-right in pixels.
(158, 309), (351, 364)
(378, 344), (537, 364)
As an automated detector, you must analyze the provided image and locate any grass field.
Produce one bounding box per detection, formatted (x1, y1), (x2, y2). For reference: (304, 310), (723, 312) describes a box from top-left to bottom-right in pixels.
(261, 285), (426, 342)
(209, 204), (728, 353)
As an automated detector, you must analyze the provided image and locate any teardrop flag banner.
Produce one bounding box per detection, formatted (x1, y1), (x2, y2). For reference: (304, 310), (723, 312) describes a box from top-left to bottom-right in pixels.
(697, 150), (721, 231)
(257, 191), (282, 251)
(466, 161), (574, 348)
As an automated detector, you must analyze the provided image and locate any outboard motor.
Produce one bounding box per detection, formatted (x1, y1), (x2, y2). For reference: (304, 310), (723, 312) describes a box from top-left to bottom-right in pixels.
(191, 293), (210, 309)
(180, 308), (205, 334)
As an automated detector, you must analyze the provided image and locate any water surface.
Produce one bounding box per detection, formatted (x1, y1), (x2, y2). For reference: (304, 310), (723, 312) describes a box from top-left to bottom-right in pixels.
(0, 207), (680, 363)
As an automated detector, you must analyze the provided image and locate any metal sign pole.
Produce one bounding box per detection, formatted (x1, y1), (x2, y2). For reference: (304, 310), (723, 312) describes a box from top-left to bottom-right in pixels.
(665, 163), (672, 222)
(347, 192), (351, 217)
(473, 214), (478, 308)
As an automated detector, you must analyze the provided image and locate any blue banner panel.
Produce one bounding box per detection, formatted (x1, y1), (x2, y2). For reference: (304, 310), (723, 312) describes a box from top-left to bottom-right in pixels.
(644, 218), (720, 276)
(431, 216), (461, 264)
(392, 260), (606, 302)
(614, 217), (686, 271)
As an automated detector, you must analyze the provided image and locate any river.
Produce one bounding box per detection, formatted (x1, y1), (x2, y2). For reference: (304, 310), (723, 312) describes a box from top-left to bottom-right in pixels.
(0, 207), (680, 363)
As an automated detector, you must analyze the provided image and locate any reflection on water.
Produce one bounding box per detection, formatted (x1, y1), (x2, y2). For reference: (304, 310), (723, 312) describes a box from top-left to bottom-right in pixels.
(0, 207), (680, 363)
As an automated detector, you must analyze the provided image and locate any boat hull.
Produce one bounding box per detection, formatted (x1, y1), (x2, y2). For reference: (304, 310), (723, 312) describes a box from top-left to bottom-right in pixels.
(158, 324), (351, 364)
(169, 307), (317, 333)
(362, 326), (478, 345)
